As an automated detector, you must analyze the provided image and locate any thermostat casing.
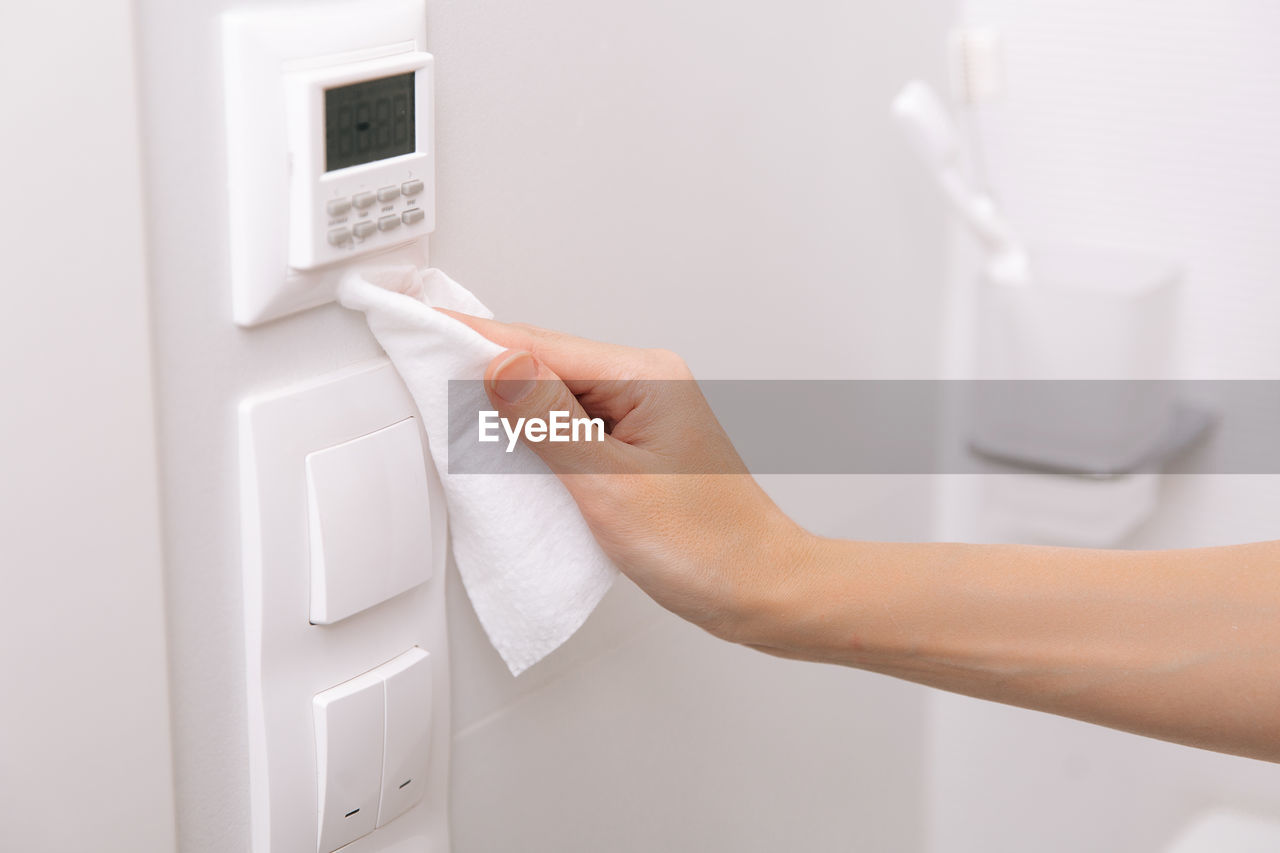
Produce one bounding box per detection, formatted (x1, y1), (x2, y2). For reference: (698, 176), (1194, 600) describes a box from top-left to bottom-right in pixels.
(286, 52), (435, 271)
(222, 0), (435, 327)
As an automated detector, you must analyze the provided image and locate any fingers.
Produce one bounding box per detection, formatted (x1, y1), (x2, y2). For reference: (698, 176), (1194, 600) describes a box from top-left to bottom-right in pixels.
(483, 349), (628, 476)
(437, 308), (673, 388)
(435, 308), (544, 351)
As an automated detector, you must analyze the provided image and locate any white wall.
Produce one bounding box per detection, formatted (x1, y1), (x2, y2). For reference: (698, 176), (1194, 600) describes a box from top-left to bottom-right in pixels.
(132, 0), (954, 850)
(930, 3), (1280, 851)
(0, 0), (176, 850)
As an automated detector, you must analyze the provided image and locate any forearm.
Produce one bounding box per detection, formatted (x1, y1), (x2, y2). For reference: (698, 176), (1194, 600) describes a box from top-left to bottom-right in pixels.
(749, 536), (1280, 762)
(455, 315), (1279, 761)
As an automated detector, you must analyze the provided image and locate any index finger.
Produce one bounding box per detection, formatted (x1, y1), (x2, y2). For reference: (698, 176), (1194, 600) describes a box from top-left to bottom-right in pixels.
(434, 308), (638, 388)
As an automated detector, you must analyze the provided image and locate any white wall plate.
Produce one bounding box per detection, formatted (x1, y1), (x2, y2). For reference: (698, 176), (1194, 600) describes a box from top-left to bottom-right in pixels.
(222, 0), (436, 327)
(239, 360), (451, 852)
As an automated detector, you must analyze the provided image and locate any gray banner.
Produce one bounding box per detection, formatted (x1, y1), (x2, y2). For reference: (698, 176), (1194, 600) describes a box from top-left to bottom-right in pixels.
(446, 380), (1280, 475)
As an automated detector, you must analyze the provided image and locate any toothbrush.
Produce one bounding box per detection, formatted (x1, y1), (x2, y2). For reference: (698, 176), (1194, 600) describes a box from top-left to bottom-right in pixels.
(948, 26), (1006, 195)
(891, 80), (1030, 286)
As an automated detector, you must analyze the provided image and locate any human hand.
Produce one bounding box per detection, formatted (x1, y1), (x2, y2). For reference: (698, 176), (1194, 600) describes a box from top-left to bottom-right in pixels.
(439, 310), (817, 644)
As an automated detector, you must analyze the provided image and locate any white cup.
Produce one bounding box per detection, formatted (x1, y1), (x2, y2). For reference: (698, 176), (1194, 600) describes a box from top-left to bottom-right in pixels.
(972, 244), (1181, 474)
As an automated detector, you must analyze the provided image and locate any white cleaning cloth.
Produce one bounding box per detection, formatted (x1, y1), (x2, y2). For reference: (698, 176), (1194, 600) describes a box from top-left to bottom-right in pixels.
(338, 266), (617, 676)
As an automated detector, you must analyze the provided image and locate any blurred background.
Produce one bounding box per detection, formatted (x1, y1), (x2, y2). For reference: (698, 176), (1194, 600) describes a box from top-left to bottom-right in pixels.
(4, 0), (1280, 851)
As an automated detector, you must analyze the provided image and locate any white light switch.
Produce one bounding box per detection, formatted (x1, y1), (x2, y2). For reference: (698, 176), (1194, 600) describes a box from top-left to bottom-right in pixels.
(314, 671), (385, 853)
(306, 417), (434, 625)
(377, 647), (433, 826)
(240, 359), (450, 853)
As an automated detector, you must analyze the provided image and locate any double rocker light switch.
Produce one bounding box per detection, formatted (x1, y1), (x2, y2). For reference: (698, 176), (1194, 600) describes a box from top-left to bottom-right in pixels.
(314, 648), (433, 853)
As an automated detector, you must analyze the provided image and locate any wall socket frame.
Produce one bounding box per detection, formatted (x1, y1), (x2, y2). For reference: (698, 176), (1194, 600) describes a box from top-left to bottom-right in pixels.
(239, 359), (451, 852)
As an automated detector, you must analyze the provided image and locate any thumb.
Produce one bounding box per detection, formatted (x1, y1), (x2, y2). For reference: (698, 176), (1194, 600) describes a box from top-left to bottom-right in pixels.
(483, 349), (621, 475)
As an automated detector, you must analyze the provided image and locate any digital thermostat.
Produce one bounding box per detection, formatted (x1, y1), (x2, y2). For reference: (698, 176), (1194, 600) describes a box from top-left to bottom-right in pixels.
(223, 0), (437, 327)
(286, 52), (435, 271)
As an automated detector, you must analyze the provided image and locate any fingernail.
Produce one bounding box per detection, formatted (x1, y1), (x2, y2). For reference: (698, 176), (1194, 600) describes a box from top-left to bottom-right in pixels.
(491, 351), (538, 402)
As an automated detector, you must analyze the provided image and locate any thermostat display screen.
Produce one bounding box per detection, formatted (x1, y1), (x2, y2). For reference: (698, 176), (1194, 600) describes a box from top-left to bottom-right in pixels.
(324, 73), (415, 172)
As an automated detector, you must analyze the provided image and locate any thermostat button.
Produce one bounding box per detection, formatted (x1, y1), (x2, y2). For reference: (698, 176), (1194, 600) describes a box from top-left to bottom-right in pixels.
(377, 215), (401, 232)
(327, 227), (352, 246)
(352, 191), (377, 209)
(326, 197), (352, 217)
(401, 208), (425, 225)
(401, 180), (424, 197)
(352, 220), (376, 239)
(377, 185), (400, 203)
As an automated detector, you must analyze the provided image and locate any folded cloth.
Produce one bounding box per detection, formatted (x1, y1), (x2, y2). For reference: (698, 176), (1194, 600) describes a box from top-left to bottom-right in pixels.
(338, 266), (617, 676)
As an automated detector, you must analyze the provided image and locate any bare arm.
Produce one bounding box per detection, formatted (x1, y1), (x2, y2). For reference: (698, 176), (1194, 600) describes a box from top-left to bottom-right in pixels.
(445, 310), (1280, 763)
(756, 538), (1280, 762)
